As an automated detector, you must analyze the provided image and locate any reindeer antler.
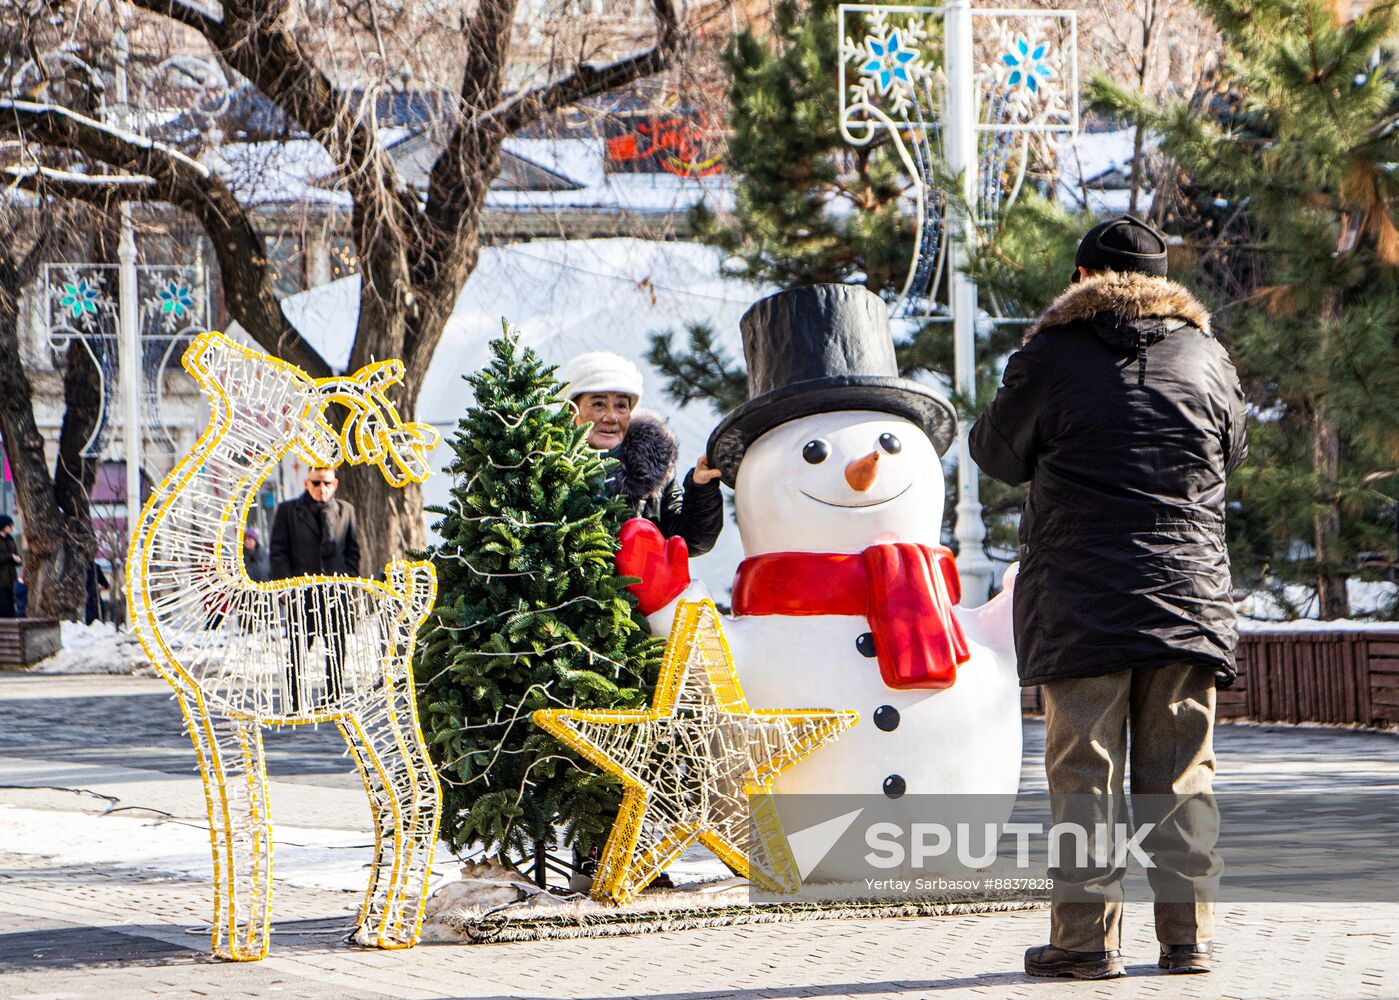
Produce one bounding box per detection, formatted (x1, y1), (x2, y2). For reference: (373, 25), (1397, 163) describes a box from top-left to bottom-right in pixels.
(313, 361), (440, 487)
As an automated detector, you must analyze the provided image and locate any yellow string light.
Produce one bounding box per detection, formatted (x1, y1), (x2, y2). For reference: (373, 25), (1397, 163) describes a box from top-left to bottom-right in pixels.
(126, 330), (442, 961)
(533, 599), (859, 905)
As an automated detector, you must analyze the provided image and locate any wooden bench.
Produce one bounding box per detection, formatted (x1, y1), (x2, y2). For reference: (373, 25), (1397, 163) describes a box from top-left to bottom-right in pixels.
(1020, 628), (1399, 727)
(0, 618), (62, 669)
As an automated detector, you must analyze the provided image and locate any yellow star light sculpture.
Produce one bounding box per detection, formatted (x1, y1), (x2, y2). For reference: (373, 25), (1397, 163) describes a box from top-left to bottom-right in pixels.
(533, 598), (858, 905)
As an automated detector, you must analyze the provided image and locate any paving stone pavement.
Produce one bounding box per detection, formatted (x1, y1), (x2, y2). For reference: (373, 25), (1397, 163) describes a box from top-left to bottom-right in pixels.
(2, 674), (1398, 1000)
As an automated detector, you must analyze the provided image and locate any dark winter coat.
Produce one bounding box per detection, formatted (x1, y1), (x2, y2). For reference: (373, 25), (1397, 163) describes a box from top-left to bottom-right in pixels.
(608, 411), (724, 556)
(969, 272), (1248, 688)
(0, 533), (18, 589)
(269, 493), (362, 581)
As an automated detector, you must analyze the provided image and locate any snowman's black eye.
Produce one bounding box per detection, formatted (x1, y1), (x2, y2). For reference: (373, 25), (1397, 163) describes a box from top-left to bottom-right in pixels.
(802, 440), (830, 464)
(879, 432), (902, 454)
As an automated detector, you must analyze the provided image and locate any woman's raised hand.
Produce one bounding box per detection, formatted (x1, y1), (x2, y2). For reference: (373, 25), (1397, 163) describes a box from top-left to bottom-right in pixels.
(692, 454), (722, 485)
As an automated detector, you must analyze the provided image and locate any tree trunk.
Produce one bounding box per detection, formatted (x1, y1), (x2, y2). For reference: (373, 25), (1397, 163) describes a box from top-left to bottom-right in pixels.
(0, 248), (100, 621)
(1313, 272), (1350, 621)
(1311, 399), (1349, 619)
(334, 471), (426, 578)
(533, 841), (548, 888)
(1128, 121), (1147, 217)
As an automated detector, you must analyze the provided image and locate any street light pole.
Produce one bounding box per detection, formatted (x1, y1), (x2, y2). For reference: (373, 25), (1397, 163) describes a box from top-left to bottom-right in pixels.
(943, 0), (993, 603)
(113, 30), (142, 532)
(118, 204), (141, 527)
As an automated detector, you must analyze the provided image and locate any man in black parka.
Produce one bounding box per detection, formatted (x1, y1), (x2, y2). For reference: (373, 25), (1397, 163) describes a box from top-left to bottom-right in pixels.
(970, 216), (1247, 980)
(269, 466), (361, 710)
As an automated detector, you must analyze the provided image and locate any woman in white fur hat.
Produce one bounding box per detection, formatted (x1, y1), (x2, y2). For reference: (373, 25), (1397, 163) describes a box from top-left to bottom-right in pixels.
(557, 351), (724, 556)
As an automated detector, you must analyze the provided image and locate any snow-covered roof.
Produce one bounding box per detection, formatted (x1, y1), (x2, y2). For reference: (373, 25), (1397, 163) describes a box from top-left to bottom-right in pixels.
(197, 132), (731, 220)
(202, 139), (343, 208)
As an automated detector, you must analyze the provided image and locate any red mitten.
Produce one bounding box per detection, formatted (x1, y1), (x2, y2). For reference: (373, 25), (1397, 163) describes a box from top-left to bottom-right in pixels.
(616, 518), (691, 615)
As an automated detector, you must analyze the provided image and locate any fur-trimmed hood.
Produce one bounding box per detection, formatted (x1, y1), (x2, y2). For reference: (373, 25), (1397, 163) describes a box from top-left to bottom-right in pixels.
(1025, 272), (1211, 344)
(609, 409), (679, 502)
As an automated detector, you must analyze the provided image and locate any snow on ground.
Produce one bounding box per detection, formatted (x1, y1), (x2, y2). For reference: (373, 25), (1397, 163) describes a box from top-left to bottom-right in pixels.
(0, 803), (429, 894)
(29, 620), (151, 675)
(276, 236), (769, 590)
(0, 800), (730, 892)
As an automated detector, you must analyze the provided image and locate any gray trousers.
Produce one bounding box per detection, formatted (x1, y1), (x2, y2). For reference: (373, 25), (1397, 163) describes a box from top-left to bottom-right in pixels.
(1042, 662), (1221, 951)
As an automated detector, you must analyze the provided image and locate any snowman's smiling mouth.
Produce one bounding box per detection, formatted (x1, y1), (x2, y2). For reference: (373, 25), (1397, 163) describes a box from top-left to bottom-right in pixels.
(800, 483), (913, 509)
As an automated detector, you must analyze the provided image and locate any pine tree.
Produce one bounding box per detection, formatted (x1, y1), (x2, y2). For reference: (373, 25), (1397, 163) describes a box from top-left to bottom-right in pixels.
(1092, 0), (1399, 618)
(416, 331), (663, 882)
(646, 321), (749, 415)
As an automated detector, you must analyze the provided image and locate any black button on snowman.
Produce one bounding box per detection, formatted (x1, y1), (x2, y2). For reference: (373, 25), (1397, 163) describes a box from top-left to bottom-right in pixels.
(873, 704), (900, 731)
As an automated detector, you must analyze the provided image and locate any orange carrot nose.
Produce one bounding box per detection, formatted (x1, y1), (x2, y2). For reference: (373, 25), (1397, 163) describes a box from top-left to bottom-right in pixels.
(845, 451), (880, 492)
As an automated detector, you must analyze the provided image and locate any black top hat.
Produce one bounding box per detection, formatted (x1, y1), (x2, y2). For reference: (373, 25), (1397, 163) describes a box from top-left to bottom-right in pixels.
(707, 284), (957, 487)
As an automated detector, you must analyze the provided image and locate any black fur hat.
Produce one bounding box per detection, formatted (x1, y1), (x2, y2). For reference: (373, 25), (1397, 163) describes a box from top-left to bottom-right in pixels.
(1073, 215), (1168, 283)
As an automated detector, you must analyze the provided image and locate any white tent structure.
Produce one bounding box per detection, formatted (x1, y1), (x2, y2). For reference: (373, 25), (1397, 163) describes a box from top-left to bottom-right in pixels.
(273, 237), (767, 583)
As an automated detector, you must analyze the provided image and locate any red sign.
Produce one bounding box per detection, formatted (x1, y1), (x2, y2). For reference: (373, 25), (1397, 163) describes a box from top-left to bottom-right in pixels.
(605, 113), (722, 178)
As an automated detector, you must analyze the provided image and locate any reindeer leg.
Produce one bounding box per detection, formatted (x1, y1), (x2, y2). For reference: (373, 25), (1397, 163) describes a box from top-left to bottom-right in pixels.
(177, 688), (273, 962)
(339, 676), (440, 948)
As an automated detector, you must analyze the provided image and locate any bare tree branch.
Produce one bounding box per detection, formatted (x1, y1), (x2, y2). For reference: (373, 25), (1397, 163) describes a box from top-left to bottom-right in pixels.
(485, 0), (681, 135)
(123, 0), (224, 38)
(4, 164), (155, 202)
(0, 98), (331, 376)
(409, 0), (681, 375)
(0, 99), (212, 177)
(128, 0), (396, 198)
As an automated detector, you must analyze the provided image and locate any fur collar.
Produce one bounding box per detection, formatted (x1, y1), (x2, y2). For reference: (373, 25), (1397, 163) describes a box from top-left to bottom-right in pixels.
(1024, 272), (1211, 342)
(611, 409), (678, 501)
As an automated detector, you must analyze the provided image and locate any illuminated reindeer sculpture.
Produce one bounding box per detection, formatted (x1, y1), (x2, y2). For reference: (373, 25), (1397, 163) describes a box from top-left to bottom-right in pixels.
(127, 331), (442, 961)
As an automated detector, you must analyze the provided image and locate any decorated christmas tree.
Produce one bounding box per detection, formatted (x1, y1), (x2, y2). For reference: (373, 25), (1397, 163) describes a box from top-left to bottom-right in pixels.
(415, 331), (662, 883)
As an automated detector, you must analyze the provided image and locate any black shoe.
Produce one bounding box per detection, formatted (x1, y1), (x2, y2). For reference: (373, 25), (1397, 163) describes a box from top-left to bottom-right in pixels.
(1158, 943), (1212, 974)
(1024, 944), (1125, 980)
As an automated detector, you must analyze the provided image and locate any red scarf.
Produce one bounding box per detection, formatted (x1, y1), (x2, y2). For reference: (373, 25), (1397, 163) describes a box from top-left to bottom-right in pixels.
(730, 544), (969, 690)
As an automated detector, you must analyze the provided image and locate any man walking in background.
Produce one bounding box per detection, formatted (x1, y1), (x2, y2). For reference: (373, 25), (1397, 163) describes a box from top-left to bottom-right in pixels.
(970, 216), (1249, 980)
(0, 515), (20, 618)
(269, 467), (361, 710)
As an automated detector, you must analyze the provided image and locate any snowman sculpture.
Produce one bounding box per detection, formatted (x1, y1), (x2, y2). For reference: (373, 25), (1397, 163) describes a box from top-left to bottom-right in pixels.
(618, 285), (1021, 877)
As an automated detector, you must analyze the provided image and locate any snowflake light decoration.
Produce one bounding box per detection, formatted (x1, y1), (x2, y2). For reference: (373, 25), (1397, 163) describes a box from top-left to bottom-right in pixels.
(157, 281), (195, 320)
(61, 279), (102, 320)
(982, 22), (1069, 123)
(861, 29), (920, 96)
(1000, 35), (1053, 94)
(843, 8), (935, 117)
